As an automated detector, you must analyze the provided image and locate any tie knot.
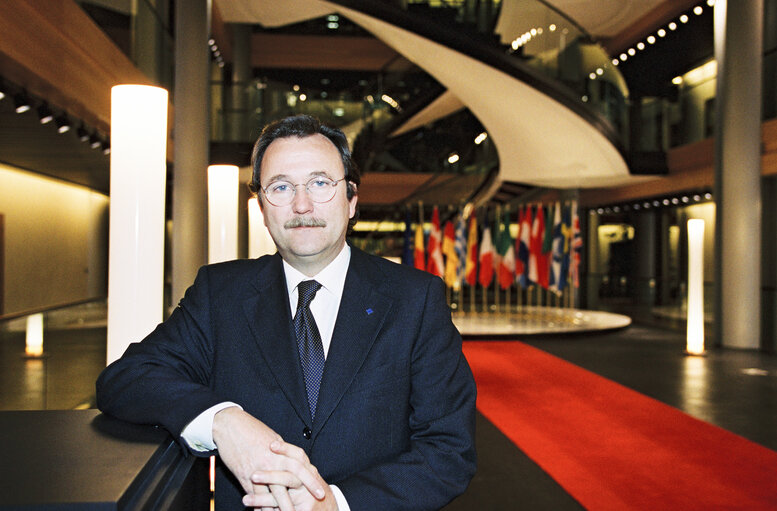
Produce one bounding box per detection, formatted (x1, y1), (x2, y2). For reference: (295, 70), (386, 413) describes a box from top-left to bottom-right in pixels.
(297, 280), (322, 310)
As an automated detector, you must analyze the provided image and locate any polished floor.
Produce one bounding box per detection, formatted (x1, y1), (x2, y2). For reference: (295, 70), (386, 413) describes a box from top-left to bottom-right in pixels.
(1, 304), (776, 509)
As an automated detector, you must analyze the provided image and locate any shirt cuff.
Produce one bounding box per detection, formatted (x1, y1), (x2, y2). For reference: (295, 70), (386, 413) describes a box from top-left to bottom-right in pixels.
(180, 402), (242, 452)
(330, 485), (350, 511)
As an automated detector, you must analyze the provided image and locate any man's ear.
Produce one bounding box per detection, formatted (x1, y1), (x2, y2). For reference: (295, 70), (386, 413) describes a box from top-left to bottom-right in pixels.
(347, 181), (357, 200)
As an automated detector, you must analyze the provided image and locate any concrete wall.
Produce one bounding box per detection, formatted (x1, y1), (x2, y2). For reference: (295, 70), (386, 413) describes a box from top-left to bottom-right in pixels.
(0, 162), (108, 315)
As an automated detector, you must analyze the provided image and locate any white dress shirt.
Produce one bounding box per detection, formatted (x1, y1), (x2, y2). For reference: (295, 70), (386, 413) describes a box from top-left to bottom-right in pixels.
(181, 244), (352, 509)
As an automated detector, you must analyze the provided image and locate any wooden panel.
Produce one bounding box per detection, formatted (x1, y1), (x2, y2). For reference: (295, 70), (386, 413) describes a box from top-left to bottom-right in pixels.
(581, 117), (777, 206)
(212, 1), (233, 64)
(603, 0), (700, 54)
(251, 34), (399, 71)
(0, 0), (173, 158)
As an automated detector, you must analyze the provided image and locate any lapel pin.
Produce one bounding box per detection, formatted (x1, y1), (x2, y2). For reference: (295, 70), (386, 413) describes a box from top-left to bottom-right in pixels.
(366, 308), (374, 315)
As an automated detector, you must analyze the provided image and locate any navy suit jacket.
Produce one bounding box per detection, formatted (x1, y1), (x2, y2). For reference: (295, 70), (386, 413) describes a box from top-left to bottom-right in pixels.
(96, 246), (476, 510)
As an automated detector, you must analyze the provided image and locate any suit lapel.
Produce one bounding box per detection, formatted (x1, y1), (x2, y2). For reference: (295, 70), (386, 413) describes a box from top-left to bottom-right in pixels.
(242, 254), (311, 424)
(313, 249), (393, 433)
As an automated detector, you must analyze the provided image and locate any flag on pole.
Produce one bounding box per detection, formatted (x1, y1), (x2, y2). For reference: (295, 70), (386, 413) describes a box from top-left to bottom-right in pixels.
(571, 201), (583, 288)
(497, 208), (515, 290)
(549, 202), (564, 293)
(531, 204), (550, 289)
(427, 206), (444, 277)
(413, 221), (425, 271)
(402, 208), (413, 266)
(442, 220), (458, 288)
(560, 203), (573, 290)
(478, 216), (495, 288)
(517, 204), (532, 288)
(514, 208), (525, 283)
(454, 213), (468, 290)
(465, 214), (478, 286)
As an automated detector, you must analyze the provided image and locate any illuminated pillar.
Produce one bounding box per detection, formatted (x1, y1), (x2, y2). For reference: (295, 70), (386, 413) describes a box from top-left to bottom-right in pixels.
(25, 313), (44, 357)
(248, 198), (277, 258)
(107, 85), (168, 364)
(714, 0), (763, 349)
(687, 219), (705, 355)
(208, 165), (239, 263)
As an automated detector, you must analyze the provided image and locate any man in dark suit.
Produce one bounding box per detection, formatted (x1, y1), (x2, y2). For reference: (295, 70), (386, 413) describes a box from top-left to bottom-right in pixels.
(96, 114), (476, 510)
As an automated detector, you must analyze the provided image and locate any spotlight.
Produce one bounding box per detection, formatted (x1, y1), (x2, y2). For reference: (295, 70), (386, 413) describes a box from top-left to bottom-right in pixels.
(77, 124), (90, 142)
(658, 28), (667, 37)
(14, 93), (31, 113)
(680, 14), (689, 23)
(54, 114), (71, 133)
(647, 35), (656, 44)
(37, 103), (54, 124)
(89, 133), (102, 149)
(101, 140), (111, 155)
(0, 82), (6, 101)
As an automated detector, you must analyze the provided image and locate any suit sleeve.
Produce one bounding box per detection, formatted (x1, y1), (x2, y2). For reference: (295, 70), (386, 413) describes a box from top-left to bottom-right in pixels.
(335, 276), (477, 510)
(96, 265), (228, 453)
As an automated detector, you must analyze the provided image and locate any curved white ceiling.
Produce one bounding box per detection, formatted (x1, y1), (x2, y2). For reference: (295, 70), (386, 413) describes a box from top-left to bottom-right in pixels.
(216, 0), (655, 190)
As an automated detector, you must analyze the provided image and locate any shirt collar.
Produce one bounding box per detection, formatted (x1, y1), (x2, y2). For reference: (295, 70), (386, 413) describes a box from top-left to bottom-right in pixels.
(283, 244), (351, 298)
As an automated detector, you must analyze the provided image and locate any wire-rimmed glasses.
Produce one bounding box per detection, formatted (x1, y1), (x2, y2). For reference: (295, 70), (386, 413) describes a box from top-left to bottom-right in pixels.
(261, 176), (346, 207)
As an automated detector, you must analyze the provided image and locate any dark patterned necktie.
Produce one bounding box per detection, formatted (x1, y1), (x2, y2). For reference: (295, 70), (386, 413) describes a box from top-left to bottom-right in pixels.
(294, 280), (325, 421)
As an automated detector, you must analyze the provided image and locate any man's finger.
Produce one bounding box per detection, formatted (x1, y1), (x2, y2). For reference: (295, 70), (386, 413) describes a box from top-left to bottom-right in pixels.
(251, 470), (303, 489)
(270, 441), (326, 499)
(269, 483), (295, 511)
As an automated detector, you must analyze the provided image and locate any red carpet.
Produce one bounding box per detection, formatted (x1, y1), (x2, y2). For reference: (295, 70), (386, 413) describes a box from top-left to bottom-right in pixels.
(463, 341), (777, 510)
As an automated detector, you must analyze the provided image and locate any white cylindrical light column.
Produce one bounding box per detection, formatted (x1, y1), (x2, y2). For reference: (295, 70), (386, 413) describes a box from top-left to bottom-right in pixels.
(248, 198), (277, 258)
(25, 313), (44, 357)
(107, 85), (168, 364)
(687, 219), (705, 355)
(208, 165), (239, 263)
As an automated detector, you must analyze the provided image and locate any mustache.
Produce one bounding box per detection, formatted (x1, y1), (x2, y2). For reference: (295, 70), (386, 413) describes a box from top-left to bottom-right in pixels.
(284, 217), (327, 229)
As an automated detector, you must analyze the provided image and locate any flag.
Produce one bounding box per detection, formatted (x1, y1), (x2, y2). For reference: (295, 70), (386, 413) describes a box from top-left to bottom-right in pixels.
(478, 216), (495, 288)
(465, 214), (478, 286)
(571, 201), (583, 288)
(514, 208), (525, 282)
(517, 204), (532, 288)
(549, 202), (564, 293)
(442, 220), (458, 288)
(413, 222), (425, 271)
(427, 206), (444, 277)
(560, 203), (573, 290)
(402, 208), (413, 266)
(454, 213), (468, 290)
(497, 208), (515, 290)
(531, 204), (550, 289)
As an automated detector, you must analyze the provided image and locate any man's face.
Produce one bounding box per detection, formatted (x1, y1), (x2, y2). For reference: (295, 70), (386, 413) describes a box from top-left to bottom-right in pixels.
(258, 134), (357, 275)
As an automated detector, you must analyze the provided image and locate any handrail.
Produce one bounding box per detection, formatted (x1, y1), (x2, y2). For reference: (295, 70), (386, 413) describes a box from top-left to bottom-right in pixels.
(0, 296), (106, 323)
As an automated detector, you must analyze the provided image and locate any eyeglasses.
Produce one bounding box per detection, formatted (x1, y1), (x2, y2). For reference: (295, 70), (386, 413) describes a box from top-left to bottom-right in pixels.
(261, 176), (346, 207)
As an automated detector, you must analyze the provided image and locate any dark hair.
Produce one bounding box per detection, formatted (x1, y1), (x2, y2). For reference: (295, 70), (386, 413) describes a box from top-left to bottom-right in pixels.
(249, 114), (360, 202)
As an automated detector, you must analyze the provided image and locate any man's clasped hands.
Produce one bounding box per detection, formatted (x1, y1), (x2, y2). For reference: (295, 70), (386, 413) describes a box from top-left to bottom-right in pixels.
(213, 406), (338, 511)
